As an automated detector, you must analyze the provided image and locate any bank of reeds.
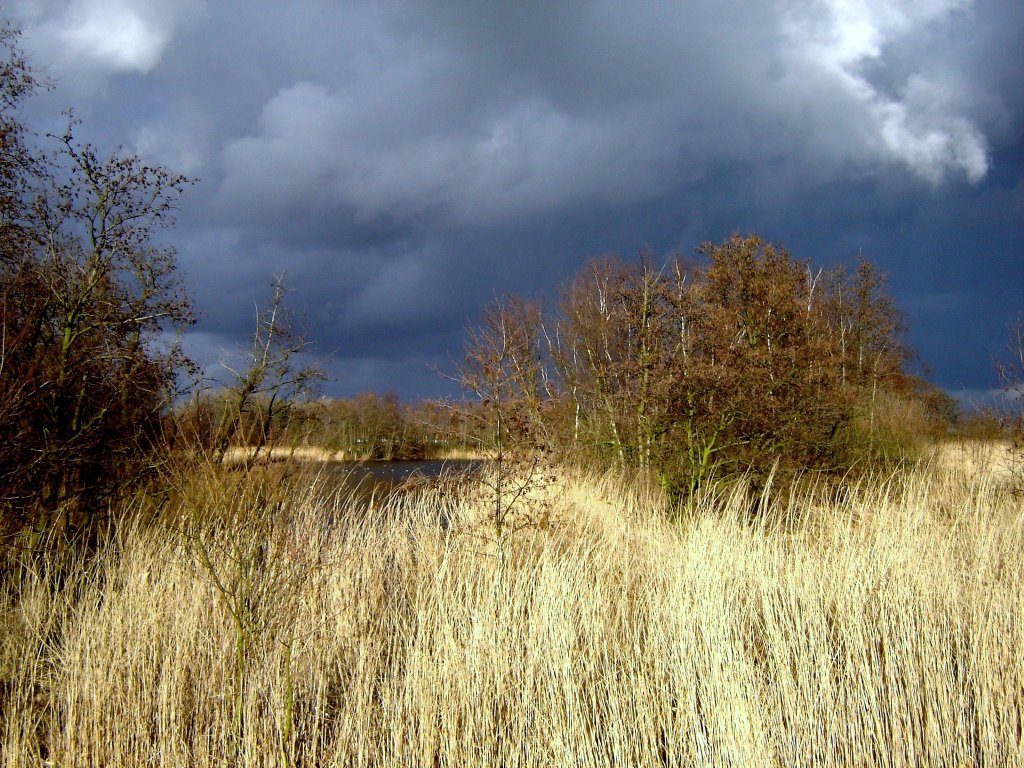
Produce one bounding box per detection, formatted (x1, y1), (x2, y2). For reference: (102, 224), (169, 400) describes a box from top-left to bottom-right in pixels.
(1, 457), (1022, 766)
(219, 444), (485, 466)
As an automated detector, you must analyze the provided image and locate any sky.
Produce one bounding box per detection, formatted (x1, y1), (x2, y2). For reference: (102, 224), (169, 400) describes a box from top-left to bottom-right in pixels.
(6, 0), (1023, 403)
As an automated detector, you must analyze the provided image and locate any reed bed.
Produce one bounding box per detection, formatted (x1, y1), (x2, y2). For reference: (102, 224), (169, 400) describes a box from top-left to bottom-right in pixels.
(1, 459), (1022, 766)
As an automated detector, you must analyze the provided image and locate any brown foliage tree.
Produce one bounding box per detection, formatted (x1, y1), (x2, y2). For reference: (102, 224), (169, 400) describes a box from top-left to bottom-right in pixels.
(464, 234), (920, 504)
(0, 27), (195, 550)
(674, 235), (851, 489)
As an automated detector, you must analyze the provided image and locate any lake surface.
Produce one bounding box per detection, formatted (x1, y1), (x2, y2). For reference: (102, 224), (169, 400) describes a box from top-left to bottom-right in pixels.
(297, 459), (481, 504)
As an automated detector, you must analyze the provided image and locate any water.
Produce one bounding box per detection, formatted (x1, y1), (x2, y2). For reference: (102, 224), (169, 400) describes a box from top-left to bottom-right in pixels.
(297, 459), (481, 504)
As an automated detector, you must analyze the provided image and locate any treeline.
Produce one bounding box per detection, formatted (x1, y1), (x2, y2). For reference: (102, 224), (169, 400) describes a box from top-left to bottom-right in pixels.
(175, 391), (483, 461)
(456, 235), (957, 497)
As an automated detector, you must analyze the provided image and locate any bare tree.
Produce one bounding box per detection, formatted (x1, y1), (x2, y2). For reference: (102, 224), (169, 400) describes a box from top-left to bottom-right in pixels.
(213, 275), (325, 467)
(0, 21), (40, 267)
(456, 294), (550, 538)
(552, 258), (631, 463)
(824, 256), (906, 427)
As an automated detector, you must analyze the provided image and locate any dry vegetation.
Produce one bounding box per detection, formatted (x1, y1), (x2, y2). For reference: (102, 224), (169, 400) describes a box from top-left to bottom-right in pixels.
(2, 455), (1022, 767)
(218, 443), (484, 467)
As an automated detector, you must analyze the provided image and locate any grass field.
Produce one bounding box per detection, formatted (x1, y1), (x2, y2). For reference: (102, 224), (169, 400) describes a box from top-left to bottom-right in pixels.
(1, 447), (1022, 766)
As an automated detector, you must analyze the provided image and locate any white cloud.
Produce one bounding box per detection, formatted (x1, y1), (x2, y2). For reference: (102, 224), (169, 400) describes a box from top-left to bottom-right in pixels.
(780, 0), (988, 183)
(12, 0), (204, 78)
(58, 0), (167, 72)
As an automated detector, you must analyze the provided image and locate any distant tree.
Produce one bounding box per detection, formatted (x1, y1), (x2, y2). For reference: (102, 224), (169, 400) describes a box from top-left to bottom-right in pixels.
(344, 391), (404, 459)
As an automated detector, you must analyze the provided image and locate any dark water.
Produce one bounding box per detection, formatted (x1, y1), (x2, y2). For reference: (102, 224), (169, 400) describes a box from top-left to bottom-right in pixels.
(298, 459), (481, 504)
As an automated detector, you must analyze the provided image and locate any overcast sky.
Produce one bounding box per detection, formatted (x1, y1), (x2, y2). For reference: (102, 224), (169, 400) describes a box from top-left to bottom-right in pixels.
(7, 0), (1023, 401)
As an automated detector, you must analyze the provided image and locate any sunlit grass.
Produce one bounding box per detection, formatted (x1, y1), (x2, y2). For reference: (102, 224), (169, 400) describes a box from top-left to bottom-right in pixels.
(2, 453), (1022, 766)
(219, 444), (486, 466)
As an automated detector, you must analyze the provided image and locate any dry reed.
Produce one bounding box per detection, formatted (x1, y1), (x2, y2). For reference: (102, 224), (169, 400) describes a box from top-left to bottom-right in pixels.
(1, 457), (1022, 766)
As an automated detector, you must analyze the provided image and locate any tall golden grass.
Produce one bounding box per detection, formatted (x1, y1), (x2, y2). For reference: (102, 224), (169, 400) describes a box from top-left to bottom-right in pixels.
(2, 452), (1022, 766)
(219, 444), (486, 467)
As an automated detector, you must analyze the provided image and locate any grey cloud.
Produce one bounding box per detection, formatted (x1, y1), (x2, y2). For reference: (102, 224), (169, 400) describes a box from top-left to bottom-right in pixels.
(219, 81), (684, 232)
(6, 0), (1019, 398)
(213, 0), (998, 247)
(340, 248), (451, 328)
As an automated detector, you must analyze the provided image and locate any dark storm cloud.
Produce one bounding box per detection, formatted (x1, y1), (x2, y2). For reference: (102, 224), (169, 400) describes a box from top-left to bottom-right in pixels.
(8, 0), (1022, 398)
